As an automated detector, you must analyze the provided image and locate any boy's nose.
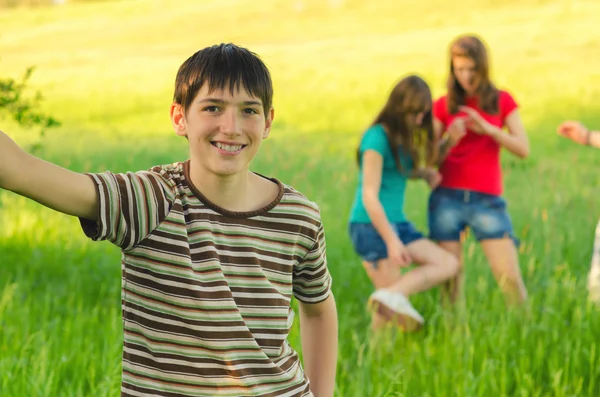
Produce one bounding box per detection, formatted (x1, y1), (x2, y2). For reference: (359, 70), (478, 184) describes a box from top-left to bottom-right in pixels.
(220, 110), (241, 135)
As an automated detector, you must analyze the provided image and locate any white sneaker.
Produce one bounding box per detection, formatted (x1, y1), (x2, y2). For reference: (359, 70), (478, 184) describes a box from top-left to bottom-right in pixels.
(368, 289), (424, 330)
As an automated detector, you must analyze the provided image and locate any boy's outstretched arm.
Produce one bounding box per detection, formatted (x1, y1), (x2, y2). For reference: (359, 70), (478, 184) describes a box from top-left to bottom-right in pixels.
(299, 294), (338, 397)
(0, 131), (98, 220)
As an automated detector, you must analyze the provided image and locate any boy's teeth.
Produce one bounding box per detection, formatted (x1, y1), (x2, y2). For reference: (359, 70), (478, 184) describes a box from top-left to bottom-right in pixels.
(215, 142), (243, 152)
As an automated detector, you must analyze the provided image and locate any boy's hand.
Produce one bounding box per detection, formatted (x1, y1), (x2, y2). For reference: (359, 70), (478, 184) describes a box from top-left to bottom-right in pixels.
(299, 295), (338, 397)
(0, 131), (19, 189)
(0, 130), (98, 220)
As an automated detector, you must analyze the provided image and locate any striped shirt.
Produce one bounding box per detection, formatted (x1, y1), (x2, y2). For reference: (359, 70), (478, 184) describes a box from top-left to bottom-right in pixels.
(79, 160), (332, 397)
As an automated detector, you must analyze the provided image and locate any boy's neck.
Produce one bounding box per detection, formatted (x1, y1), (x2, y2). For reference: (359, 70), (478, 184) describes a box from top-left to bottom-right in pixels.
(188, 162), (278, 213)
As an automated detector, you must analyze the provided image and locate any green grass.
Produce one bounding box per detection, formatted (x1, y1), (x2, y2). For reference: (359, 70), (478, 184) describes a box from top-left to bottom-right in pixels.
(1, 0), (600, 395)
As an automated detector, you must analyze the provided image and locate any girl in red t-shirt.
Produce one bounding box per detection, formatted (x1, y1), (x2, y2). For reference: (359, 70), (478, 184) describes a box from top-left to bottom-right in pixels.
(429, 34), (530, 306)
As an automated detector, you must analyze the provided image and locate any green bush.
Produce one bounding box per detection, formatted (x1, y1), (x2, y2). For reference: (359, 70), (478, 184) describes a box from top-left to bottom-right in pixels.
(0, 66), (60, 151)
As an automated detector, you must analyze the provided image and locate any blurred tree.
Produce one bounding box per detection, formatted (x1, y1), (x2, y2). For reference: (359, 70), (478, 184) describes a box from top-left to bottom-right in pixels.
(0, 66), (60, 152)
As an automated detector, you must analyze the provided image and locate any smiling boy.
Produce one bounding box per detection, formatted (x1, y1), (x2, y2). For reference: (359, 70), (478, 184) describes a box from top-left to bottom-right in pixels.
(0, 43), (338, 397)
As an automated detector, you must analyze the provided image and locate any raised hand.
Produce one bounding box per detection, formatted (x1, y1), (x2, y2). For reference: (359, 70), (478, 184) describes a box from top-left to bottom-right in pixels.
(447, 116), (467, 144)
(459, 106), (497, 135)
(0, 131), (23, 190)
(557, 120), (589, 145)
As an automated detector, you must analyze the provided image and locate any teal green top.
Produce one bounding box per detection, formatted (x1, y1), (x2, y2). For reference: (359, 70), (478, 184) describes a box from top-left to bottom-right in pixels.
(349, 123), (413, 223)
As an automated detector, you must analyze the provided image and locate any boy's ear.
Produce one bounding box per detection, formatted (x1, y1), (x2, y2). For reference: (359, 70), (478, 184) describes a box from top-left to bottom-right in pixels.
(170, 102), (187, 137)
(262, 107), (275, 139)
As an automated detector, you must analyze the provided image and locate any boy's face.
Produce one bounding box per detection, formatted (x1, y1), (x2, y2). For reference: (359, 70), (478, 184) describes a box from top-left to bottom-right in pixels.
(170, 83), (274, 178)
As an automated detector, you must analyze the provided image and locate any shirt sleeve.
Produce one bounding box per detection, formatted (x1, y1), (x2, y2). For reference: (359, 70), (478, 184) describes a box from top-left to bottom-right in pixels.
(360, 125), (390, 157)
(79, 167), (176, 251)
(400, 150), (415, 172)
(293, 219), (332, 304)
(499, 90), (519, 122)
(433, 96), (449, 127)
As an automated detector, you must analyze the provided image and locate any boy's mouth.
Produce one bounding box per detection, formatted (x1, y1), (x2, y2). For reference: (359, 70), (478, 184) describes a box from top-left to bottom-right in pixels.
(211, 141), (247, 153)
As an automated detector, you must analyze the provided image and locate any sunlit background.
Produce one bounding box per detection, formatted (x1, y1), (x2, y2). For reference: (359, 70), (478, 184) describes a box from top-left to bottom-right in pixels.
(1, 0), (599, 396)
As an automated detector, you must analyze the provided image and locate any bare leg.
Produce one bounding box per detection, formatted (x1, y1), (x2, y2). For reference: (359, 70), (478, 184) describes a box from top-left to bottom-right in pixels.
(386, 239), (459, 297)
(362, 259), (402, 332)
(368, 239), (459, 332)
(437, 238), (464, 307)
(361, 259), (402, 332)
(362, 260), (401, 290)
(480, 237), (528, 306)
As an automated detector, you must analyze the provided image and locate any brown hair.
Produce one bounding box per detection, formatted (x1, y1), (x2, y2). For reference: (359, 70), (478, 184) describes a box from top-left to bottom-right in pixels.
(446, 34), (499, 114)
(357, 75), (436, 172)
(173, 43), (273, 116)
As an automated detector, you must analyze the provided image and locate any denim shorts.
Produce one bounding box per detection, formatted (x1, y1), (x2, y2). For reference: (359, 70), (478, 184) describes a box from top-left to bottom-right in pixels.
(348, 221), (424, 266)
(427, 187), (520, 247)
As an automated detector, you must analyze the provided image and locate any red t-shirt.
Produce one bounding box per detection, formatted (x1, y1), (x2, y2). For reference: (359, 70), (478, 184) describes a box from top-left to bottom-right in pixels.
(433, 90), (518, 196)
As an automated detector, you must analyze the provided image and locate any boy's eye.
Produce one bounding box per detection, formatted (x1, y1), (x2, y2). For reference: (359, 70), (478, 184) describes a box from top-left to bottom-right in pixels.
(203, 106), (220, 112)
(243, 108), (259, 115)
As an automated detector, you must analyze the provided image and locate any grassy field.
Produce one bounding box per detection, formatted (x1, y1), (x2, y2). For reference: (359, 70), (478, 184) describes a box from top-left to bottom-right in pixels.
(1, 0), (600, 396)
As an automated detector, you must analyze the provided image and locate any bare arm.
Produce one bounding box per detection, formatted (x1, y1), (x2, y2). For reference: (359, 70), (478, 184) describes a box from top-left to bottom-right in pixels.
(557, 121), (600, 149)
(434, 117), (466, 166)
(299, 294), (338, 397)
(436, 138), (454, 166)
(0, 131), (98, 220)
(360, 149), (412, 266)
(488, 109), (530, 158)
(434, 118), (450, 165)
(588, 131), (600, 148)
(406, 118), (443, 180)
(361, 150), (397, 244)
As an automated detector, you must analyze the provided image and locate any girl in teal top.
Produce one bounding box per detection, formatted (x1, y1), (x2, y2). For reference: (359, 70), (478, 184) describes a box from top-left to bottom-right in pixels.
(348, 75), (459, 332)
